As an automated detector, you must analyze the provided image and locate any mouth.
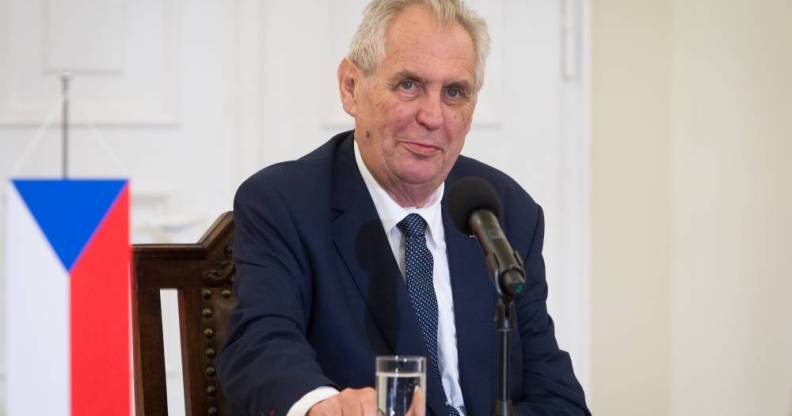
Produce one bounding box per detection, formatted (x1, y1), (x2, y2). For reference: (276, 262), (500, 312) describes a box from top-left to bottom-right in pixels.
(401, 141), (441, 156)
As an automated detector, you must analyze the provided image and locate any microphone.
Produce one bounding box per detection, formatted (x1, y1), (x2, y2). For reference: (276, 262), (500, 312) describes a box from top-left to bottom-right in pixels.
(448, 177), (526, 298)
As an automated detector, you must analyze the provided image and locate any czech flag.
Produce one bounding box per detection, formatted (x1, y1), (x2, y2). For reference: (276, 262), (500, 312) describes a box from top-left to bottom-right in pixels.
(5, 179), (131, 416)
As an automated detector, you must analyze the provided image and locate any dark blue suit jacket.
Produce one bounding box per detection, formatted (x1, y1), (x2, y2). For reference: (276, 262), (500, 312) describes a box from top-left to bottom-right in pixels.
(217, 131), (589, 416)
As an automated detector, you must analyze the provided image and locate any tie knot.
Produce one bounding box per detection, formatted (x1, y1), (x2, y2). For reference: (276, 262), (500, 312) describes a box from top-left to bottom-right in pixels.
(397, 213), (428, 237)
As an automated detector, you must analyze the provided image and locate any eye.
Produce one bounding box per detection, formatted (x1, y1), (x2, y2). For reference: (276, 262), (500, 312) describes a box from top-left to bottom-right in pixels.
(445, 86), (467, 100)
(399, 80), (416, 90)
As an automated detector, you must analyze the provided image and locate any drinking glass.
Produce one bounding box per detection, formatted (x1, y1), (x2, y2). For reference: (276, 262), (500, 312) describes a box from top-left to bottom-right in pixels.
(375, 356), (426, 416)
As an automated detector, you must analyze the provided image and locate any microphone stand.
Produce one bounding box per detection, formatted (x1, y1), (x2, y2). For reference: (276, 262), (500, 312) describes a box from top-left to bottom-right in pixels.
(493, 293), (516, 416)
(458, 202), (525, 416)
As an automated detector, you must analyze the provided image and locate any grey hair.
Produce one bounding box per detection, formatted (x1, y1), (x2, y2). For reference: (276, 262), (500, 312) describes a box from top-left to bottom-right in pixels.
(348, 0), (491, 91)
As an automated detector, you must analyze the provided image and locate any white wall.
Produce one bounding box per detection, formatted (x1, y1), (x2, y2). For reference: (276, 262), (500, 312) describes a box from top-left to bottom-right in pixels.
(0, 1), (245, 414)
(591, 0), (792, 414)
(590, 0), (672, 413)
(669, 0), (792, 414)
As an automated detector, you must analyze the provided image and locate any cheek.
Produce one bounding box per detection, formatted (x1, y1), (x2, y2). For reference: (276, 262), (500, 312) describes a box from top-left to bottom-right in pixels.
(445, 107), (473, 133)
(383, 104), (416, 131)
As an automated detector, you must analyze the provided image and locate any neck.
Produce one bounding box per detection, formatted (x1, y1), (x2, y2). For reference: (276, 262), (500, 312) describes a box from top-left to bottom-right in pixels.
(381, 180), (439, 208)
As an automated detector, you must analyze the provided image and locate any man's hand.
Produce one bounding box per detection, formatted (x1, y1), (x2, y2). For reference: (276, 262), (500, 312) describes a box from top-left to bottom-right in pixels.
(308, 387), (376, 416)
(406, 387), (425, 416)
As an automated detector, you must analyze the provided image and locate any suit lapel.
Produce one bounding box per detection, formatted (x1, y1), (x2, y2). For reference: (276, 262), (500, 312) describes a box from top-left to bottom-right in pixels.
(442, 176), (498, 416)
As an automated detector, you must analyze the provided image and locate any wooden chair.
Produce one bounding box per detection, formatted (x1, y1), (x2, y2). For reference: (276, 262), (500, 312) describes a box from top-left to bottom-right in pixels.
(132, 212), (236, 416)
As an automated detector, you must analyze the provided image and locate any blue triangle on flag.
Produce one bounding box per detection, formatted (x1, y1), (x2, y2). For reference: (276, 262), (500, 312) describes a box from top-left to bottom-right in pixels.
(12, 179), (127, 272)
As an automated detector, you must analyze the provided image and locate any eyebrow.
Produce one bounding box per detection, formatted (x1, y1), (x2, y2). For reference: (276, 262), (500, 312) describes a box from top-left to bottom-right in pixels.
(390, 70), (425, 85)
(390, 69), (473, 92)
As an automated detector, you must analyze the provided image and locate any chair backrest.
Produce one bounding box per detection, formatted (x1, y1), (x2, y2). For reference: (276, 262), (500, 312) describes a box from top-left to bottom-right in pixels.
(132, 212), (236, 416)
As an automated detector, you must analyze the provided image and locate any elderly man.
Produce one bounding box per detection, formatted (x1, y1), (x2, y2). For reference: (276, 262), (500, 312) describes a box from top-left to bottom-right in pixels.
(217, 1), (589, 415)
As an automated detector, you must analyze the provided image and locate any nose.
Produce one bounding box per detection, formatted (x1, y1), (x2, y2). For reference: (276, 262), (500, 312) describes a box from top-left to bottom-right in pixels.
(416, 93), (443, 130)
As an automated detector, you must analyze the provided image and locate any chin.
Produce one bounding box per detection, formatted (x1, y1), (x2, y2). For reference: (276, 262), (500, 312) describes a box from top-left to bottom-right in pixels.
(395, 169), (443, 187)
(391, 157), (449, 185)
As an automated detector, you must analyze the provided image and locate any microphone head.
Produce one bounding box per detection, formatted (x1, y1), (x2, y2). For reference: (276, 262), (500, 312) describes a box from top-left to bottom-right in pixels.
(447, 176), (502, 235)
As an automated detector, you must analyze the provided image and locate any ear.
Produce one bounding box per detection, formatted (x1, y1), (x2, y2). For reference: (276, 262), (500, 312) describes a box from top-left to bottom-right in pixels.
(338, 58), (361, 117)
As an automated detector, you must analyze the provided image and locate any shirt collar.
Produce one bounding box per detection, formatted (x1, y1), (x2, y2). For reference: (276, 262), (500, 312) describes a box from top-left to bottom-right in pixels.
(354, 140), (445, 246)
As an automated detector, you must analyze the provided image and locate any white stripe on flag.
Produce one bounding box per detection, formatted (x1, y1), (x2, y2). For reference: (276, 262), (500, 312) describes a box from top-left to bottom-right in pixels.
(6, 184), (70, 416)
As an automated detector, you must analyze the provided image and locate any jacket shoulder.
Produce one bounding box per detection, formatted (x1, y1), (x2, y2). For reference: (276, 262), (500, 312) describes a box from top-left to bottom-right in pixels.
(449, 155), (542, 245)
(451, 155), (539, 209)
(234, 131), (351, 208)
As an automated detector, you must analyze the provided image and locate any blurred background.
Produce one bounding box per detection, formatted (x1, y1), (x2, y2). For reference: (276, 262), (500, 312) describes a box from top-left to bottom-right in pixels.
(593, 0), (792, 414)
(0, 0), (790, 415)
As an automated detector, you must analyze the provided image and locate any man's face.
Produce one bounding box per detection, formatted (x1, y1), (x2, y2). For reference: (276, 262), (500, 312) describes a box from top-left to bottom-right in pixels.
(341, 4), (478, 203)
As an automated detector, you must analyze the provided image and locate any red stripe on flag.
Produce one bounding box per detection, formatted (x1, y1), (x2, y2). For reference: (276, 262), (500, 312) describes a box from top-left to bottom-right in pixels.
(70, 185), (130, 415)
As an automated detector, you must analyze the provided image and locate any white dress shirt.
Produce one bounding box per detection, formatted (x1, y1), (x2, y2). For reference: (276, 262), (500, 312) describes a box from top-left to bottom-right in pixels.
(287, 141), (466, 416)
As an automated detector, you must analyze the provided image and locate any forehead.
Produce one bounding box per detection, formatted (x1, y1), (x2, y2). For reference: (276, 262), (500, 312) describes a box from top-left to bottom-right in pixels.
(379, 5), (476, 82)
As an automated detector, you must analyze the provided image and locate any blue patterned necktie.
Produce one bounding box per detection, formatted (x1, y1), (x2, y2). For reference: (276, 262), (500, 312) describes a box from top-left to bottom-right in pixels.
(397, 213), (460, 416)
